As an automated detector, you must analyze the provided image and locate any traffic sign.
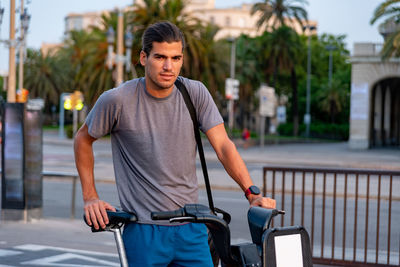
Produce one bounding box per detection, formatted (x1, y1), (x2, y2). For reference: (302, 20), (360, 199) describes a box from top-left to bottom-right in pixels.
(225, 78), (239, 100)
(259, 85), (276, 117)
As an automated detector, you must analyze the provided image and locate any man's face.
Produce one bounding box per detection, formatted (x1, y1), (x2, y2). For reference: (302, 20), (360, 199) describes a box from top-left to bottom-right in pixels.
(140, 41), (183, 93)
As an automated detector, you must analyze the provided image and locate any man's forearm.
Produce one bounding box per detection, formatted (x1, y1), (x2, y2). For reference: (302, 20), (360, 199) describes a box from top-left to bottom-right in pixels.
(74, 125), (98, 201)
(216, 139), (254, 192)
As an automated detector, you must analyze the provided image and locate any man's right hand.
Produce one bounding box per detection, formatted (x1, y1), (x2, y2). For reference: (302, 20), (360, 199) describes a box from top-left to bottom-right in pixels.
(84, 198), (116, 230)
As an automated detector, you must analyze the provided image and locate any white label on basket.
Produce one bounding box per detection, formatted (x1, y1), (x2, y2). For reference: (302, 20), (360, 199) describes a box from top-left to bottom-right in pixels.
(274, 233), (303, 267)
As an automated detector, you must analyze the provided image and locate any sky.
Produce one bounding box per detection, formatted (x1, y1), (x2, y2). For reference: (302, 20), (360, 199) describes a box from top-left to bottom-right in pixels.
(0, 0), (384, 73)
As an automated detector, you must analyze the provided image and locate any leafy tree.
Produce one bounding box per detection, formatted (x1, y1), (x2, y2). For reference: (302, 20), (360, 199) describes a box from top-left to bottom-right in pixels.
(317, 78), (348, 124)
(297, 33), (351, 126)
(261, 26), (303, 135)
(251, 0), (308, 31)
(130, 0), (224, 101)
(250, 0), (308, 135)
(62, 29), (114, 108)
(235, 34), (265, 127)
(370, 0), (400, 59)
(23, 49), (73, 108)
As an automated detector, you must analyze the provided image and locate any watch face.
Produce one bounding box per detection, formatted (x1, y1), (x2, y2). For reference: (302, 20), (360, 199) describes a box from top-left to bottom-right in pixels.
(250, 185), (261, 195)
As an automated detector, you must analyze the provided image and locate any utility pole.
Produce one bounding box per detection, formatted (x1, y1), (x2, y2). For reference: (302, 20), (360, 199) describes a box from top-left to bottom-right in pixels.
(116, 9), (124, 86)
(8, 0), (16, 102)
(18, 0), (24, 94)
(304, 25), (316, 138)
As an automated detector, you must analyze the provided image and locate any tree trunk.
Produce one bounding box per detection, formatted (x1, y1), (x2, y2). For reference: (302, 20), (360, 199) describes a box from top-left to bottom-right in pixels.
(291, 67), (299, 136)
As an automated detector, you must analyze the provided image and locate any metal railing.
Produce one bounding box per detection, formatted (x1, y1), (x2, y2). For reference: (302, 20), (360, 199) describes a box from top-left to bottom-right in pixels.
(262, 166), (400, 267)
(43, 171), (79, 219)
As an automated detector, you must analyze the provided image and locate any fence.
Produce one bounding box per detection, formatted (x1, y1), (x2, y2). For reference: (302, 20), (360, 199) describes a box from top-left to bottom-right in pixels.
(262, 166), (400, 267)
(43, 171), (79, 219)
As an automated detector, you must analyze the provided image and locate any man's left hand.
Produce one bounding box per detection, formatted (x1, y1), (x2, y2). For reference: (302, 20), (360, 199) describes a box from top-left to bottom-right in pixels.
(248, 195), (276, 209)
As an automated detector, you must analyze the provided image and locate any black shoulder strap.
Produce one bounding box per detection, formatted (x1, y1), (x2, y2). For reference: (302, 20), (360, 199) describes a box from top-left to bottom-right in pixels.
(175, 79), (215, 212)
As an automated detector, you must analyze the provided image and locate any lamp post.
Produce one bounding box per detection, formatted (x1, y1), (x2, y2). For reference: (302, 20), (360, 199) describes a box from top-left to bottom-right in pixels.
(303, 24), (316, 138)
(106, 9), (134, 87)
(7, 0), (16, 102)
(116, 9), (123, 86)
(124, 25), (137, 78)
(0, 0), (30, 103)
(124, 26), (133, 72)
(0, 5), (4, 33)
(18, 3), (31, 94)
(227, 37), (236, 132)
(325, 44), (336, 86)
(106, 25), (115, 70)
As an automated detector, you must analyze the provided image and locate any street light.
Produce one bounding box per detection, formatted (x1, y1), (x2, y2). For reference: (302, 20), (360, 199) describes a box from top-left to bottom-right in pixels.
(106, 26), (115, 70)
(124, 26), (133, 72)
(106, 9), (136, 86)
(0, 0), (31, 103)
(227, 37), (236, 132)
(303, 24), (316, 138)
(0, 5), (4, 27)
(18, 6), (31, 95)
(325, 44), (337, 86)
(20, 8), (30, 33)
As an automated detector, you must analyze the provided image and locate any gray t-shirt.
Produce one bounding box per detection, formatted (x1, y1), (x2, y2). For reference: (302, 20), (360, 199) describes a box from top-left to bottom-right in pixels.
(85, 76), (223, 223)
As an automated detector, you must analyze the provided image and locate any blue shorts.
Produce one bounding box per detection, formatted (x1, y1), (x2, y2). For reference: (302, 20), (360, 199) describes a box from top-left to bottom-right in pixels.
(122, 222), (213, 267)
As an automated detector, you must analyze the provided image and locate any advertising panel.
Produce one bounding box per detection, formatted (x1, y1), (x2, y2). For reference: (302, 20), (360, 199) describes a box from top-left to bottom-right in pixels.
(1, 103), (25, 209)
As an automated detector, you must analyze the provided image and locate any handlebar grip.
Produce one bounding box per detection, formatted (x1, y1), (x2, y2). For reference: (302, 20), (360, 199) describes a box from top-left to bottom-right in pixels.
(151, 209), (184, 220)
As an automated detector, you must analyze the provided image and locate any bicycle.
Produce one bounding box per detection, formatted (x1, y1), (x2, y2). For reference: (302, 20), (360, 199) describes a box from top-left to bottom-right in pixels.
(84, 204), (313, 267)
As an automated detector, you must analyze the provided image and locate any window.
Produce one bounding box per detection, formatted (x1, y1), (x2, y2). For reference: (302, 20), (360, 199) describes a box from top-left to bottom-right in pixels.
(225, 16), (230, 27)
(210, 16), (215, 24)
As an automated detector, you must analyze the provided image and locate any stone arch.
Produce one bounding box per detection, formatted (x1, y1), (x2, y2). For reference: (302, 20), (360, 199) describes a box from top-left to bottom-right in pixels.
(349, 45), (400, 149)
(370, 77), (400, 147)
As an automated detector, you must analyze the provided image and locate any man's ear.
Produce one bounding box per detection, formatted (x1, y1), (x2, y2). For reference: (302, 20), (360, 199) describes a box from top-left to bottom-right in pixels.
(139, 50), (146, 66)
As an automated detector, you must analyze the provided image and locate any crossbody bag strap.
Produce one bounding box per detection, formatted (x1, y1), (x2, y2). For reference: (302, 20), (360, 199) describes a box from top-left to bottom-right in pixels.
(175, 79), (215, 213)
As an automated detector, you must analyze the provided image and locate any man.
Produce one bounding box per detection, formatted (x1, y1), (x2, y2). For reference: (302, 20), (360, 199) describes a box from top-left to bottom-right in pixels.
(74, 21), (275, 266)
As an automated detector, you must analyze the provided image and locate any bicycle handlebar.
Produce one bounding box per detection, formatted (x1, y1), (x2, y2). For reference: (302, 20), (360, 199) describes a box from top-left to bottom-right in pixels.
(151, 208), (185, 220)
(151, 204), (213, 222)
(84, 209), (137, 232)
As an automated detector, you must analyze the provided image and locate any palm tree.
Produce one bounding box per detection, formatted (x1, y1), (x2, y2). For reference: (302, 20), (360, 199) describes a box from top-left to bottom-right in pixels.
(263, 26), (303, 135)
(251, 0), (308, 136)
(61, 29), (113, 108)
(251, 0), (308, 31)
(131, 0), (223, 98)
(23, 49), (73, 107)
(235, 34), (264, 128)
(370, 0), (400, 59)
(317, 78), (348, 124)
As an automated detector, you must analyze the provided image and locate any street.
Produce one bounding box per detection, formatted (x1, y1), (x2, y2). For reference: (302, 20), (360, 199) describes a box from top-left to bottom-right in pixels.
(1, 177), (398, 266)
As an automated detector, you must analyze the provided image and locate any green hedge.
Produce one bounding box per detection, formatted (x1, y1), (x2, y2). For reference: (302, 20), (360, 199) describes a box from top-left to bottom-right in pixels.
(277, 122), (349, 140)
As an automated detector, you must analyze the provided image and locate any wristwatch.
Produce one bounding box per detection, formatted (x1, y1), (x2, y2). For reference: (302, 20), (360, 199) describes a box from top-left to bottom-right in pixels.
(244, 185), (261, 199)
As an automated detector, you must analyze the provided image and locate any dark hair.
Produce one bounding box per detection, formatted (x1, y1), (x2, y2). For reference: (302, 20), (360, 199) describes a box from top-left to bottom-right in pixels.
(142, 21), (186, 55)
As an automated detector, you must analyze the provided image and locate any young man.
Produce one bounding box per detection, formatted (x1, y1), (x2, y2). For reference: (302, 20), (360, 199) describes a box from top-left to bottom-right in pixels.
(74, 21), (275, 266)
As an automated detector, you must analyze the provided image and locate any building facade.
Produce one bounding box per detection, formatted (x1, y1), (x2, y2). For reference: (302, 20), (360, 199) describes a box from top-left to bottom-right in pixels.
(349, 43), (400, 149)
(64, 0), (317, 39)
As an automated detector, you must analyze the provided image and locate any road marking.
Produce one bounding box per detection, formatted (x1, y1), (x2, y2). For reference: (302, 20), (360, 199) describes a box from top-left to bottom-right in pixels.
(14, 244), (118, 258)
(0, 249), (22, 257)
(21, 252), (119, 266)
